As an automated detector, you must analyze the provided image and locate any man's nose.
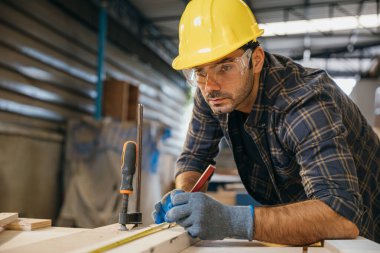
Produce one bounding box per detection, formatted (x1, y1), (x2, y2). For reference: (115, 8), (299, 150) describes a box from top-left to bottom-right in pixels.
(204, 75), (220, 92)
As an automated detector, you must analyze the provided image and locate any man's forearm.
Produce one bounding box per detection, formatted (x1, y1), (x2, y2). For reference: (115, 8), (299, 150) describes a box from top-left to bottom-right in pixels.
(254, 200), (359, 245)
(175, 171), (208, 192)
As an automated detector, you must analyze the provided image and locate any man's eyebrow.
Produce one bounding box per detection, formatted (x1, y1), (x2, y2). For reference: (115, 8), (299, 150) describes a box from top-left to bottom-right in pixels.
(219, 57), (234, 63)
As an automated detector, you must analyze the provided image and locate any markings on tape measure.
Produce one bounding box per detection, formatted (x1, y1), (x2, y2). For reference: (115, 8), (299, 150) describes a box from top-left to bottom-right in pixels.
(89, 222), (172, 253)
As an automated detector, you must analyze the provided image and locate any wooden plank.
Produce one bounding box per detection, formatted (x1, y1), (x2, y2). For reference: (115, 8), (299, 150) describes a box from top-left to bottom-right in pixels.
(106, 227), (196, 253)
(5, 218), (51, 231)
(324, 236), (380, 253)
(308, 248), (333, 253)
(1, 223), (194, 253)
(181, 248), (302, 253)
(0, 213), (18, 227)
(0, 223), (128, 253)
(0, 227), (88, 251)
(181, 239), (304, 253)
(1, 224), (378, 253)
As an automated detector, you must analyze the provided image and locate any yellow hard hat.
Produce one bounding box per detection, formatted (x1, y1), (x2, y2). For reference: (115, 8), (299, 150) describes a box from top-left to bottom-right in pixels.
(172, 0), (264, 70)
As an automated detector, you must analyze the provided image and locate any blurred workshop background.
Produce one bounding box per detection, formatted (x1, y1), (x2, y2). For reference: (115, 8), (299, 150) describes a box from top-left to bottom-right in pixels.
(0, 0), (379, 228)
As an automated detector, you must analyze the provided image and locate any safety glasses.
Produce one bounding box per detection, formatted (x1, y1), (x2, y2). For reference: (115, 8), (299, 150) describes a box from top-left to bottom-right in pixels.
(182, 49), (252, 87)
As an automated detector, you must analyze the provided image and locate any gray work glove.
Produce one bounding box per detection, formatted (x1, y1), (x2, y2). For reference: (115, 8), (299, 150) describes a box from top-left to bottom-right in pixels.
(165, 192), (254, 240)
(152, 189), (185, 224)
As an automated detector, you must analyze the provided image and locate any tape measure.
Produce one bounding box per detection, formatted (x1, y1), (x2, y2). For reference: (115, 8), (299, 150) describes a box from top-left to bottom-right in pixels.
(89, 223), (172, 253)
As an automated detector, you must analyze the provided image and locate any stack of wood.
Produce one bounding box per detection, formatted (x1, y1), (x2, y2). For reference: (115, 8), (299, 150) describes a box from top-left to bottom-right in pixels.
(0, 213), (51, 231)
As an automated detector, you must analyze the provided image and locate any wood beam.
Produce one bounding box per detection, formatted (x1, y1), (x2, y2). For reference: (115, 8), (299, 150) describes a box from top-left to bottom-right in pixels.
(0, 213), (18, 227)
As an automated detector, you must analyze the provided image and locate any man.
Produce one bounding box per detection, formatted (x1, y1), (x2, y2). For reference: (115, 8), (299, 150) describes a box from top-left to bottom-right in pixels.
(153, 0), (380, 245)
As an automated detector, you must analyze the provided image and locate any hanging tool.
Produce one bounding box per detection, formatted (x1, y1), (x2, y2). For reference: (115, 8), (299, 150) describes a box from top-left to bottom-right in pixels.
(118, 104), (144, 231)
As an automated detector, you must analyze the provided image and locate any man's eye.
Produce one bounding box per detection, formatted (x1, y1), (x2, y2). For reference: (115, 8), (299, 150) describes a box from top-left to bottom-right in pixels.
(195, 70), (207, 77)
(220, 64), (233, 72)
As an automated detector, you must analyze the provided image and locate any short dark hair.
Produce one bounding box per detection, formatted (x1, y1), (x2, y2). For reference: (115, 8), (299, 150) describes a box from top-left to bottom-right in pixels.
(241, 41), (260, 51)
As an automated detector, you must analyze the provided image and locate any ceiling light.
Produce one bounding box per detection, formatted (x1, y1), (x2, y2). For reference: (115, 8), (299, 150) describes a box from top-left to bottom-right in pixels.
(260, 14), (380, 36)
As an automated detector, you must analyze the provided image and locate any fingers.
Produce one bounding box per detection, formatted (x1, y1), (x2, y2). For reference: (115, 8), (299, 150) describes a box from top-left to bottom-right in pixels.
(152, 211), (164, 224)
(162, 189), (185, 212)
(152, 202), (165, 224)
(153, 189), (187, 224)
(171, 192), (190, 206)
(186, 225), (200, 238)
(165, 203), (191, 222)
(154, 201), (162, 212)
(152, 189), (184, 224)
(176, 217), (193, 228)
(161, 193), (173, 212)
(171, 189), (185, 197)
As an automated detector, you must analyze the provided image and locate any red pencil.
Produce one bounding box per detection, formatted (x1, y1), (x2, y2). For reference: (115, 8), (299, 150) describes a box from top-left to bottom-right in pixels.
(190, 165), (216, 192)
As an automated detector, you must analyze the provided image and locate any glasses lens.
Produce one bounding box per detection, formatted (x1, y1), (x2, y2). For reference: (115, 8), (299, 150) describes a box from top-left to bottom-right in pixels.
(212, 62), (242, 85)
(183, 49), (252, 87)
(182, 69), (197, 87)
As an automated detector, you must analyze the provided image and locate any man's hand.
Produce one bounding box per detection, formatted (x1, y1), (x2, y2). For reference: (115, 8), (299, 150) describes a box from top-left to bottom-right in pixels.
(165, 192), (254, 240)
(152, 189), (184, 224)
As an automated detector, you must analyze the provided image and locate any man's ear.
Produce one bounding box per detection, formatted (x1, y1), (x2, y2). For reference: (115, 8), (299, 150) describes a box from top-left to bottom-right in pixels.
(252, 46), (264, 74)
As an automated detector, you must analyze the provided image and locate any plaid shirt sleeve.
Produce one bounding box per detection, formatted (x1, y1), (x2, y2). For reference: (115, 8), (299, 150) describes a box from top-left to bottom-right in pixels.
(175, 88), (224, 177)
(280, 86), (363, 228)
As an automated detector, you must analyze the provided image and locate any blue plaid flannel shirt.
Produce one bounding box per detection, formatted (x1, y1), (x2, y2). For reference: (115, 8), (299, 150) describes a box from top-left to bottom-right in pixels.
(176, 52), (380, 242)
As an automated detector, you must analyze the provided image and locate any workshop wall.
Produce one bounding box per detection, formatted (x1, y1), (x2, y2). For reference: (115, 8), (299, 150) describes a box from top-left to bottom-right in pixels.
(350, 79), (380, 126)
(0, 0), (187, 222)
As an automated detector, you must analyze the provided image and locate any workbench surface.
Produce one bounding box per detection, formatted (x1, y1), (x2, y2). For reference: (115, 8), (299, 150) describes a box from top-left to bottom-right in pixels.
(0, 226), (88, 251)
(0, 224), (379, 253)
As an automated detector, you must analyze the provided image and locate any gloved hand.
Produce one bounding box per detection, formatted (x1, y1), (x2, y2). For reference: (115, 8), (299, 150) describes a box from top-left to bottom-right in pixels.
(165, 192), (254, 240)
(152, 189), (184, 224)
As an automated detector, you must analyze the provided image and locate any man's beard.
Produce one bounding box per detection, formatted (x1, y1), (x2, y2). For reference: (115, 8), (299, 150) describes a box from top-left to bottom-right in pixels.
(205, 91), (233, 114)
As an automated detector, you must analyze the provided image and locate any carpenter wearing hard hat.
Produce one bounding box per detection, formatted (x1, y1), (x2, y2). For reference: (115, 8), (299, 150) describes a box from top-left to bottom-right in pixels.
(153, 0), (380, 245)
